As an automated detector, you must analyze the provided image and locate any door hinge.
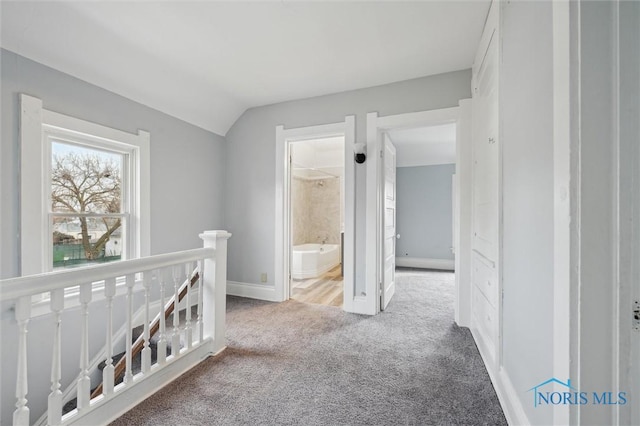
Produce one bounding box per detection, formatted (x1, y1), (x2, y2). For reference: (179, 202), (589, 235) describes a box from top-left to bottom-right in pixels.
(379, 281), (383, 295)
(380, 150), (383, 158)
(633, 301), (640, 332)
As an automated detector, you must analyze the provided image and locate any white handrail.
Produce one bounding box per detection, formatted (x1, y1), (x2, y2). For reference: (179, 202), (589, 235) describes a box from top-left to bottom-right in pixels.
(0, 248), (214, 301)
(3, 230), (230, 426)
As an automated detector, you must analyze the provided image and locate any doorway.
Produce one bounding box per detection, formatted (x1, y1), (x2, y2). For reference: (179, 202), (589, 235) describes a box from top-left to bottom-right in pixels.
(389, 123), (457, 271)
(381, 124), (457, 311)
(289, 137), (345, 307)
(274, 117), (356, 312)
(366, 105), (471, 317)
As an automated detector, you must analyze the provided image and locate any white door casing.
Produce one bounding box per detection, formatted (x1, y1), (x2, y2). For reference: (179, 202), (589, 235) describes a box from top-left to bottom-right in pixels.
(381, 133), (397, 310)
(618, 2), (640, 424)
(366, 106), (466, 315)
(274, 117), (357, 312)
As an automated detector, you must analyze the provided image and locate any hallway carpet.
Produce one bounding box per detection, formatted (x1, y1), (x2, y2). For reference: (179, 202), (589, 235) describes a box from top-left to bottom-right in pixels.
(111, 269), (507, 426)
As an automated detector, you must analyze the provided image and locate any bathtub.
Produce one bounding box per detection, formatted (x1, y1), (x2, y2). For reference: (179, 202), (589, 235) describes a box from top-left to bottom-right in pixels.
(291, 243), (340, 279)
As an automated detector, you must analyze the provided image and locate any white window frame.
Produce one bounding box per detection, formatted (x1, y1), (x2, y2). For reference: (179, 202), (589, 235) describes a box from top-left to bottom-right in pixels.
(20, 94), (150, 277)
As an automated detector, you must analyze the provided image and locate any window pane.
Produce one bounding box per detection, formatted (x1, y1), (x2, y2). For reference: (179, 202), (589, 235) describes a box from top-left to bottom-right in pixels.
(52, 216), (123, 269)
(51, 141), (123, 214)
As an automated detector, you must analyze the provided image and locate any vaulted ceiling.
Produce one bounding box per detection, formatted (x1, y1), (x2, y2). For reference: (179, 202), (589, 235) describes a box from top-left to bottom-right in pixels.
(1, 1), (490, 135)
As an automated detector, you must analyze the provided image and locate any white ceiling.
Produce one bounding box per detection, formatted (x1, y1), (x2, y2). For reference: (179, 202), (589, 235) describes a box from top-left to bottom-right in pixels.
(0, 1), (490, 136)
(389, 123), (456, 167)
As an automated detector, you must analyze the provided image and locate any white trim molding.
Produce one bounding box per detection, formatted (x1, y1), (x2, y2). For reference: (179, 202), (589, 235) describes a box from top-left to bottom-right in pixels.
(551, 1), (572, 425)
(455, 99), (473, 327)
(227, 281), (279, 302)
(366, 106), (464, 315)
(494, 366), (531, 426)
(19, 94), (150, 278)
(395, 257), (454, 271)
(274, 117), (356, 312)
(470, 326), (530, 426)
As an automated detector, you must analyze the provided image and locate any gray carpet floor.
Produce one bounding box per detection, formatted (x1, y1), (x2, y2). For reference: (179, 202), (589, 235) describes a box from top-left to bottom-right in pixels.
(111, 269), (507, 426)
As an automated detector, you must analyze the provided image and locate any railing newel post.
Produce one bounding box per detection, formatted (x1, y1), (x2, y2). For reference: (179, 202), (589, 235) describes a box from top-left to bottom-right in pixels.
(199, 230), (232, 354)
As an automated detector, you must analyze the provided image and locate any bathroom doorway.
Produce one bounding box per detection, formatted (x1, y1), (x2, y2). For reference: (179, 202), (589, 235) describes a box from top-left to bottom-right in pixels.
(288, 137), (345, 307)
(275, 117), (356, 312)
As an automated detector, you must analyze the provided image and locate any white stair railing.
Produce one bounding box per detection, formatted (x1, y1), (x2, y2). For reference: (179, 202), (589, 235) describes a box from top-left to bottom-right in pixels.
(0, 230), (231, 426)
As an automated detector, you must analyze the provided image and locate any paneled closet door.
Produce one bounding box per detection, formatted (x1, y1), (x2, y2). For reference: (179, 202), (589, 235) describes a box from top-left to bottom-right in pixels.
(470, 1), (500, 369)
(473, 30), (499, 264)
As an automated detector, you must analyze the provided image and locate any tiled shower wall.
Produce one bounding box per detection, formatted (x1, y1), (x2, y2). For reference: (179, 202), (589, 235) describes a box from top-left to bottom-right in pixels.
(291, 176), (341, 246)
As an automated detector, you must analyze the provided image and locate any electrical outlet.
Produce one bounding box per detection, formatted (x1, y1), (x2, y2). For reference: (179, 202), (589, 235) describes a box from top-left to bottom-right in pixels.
(260, 273), (267, 283)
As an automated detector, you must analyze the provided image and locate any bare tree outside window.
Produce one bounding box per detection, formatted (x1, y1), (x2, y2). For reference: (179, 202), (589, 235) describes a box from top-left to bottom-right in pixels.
(51, 142), (124, 267)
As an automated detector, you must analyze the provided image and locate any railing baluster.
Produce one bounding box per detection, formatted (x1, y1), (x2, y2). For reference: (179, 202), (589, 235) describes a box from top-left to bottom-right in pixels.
(197, 259), (204, 343)
(124, 274), (135, 383)
(157, 268), (167, 365)
(13, 296), (31, 426)
(185, 262), (193, 349)
(1, 234), (230, 426)
(171, 266), (182, 357)
(141, 271), (152, 373)
(103, 278), (116, 396)
(77, 283), (92, 411)
(48, 289), (64, 425)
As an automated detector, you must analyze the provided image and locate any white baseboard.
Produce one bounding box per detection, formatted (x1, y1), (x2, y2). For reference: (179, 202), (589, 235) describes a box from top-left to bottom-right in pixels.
(496, 366), (530, 426)
(227, 281), (279, 302)
(470, 327), (530, 426)
(395, 257), (455, 271)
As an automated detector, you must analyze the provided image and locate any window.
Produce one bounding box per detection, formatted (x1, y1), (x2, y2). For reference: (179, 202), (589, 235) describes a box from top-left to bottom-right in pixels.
(20, 94), (150, 275)
(50, 141), (125, 269)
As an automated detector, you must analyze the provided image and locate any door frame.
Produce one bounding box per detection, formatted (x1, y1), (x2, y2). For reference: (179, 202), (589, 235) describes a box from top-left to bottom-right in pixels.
(366, 106), (470, 315)
(614, 1), (639, 424)
(380, 133), (397, 311)
(274, 117), (356, 310)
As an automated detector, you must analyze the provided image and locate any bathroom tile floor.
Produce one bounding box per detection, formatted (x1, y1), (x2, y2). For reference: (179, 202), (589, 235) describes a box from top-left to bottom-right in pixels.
(290, 265), (343, 307)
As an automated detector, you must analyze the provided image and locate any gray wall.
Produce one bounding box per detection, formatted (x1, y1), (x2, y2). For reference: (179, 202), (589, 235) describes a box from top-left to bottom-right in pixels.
(0, 49), (226, 424)
(500, 2), (554, 425)
(225, 70), (471, 293)
(1, 48), (227, 279)
(396, 164), (455, 260)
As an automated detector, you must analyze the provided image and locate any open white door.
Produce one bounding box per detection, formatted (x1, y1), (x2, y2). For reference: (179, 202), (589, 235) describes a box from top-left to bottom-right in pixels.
(381, 133), (397, 310)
